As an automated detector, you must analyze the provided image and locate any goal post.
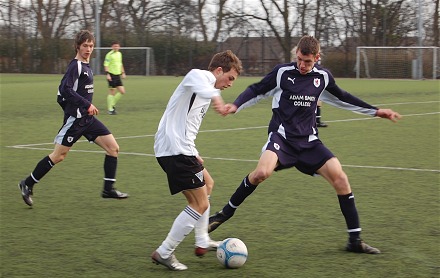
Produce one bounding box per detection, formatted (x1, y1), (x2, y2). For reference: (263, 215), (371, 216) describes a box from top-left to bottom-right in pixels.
(93, 47), (155, 76)
(356, 46), (439, 79)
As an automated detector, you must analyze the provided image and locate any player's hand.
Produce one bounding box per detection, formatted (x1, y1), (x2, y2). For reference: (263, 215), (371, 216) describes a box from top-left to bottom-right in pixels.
(122, 73), (126, 79)
(224, 103), (238, 115)
(376, 108), (401, 122)
(88, 104), (99, 115)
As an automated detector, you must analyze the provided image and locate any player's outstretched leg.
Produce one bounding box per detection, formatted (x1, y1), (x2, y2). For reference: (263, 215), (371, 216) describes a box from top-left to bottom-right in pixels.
(208, 210), (233, 233)
(208, 175), (257, 233)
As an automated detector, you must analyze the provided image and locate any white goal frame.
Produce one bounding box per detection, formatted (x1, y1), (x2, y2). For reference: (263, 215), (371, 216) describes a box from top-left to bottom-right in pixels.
(356, 46), (439, 79)
(93, 47), (154, 76)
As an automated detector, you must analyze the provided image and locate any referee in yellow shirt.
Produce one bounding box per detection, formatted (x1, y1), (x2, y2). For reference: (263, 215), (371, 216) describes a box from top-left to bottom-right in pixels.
(104, 41), (126, 115)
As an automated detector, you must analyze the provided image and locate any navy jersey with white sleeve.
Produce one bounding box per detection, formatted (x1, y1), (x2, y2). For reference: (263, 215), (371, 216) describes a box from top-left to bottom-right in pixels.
(154, 69), (221, 157)
(233, 62), (378, 144)
(57, 59), (94, 118)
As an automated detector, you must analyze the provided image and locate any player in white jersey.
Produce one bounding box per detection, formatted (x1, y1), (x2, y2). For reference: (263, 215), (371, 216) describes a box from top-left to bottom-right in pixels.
(151, 50), (243, 271)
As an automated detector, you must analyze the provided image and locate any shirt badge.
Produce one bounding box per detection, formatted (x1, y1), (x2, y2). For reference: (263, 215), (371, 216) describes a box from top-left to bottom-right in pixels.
(314, 78), (320, 88)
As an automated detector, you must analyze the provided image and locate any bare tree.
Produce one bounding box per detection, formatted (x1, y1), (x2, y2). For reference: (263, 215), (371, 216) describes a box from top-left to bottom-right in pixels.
(0, 1), (37, 72)
(341, 0), (418, 46)
(242, 0), (299, 62)
(125, 0), (165, 45)
(196, 0), (242, 43)
(0, 0), (434, 75)
(31, 0), (79, 72)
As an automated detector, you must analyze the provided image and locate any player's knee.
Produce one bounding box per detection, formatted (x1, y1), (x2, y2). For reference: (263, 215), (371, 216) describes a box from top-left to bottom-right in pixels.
(49, 153), (67, 164)
(107, 144), (119, 156)
(331, 172), (350, 192)
(192, 200), (209, 214)
(251, 169), (271, 184)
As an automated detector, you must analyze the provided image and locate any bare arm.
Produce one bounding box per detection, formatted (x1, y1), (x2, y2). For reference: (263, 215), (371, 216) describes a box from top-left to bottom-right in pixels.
(375, 108), (402, 122)
(211, 96), (226, 115)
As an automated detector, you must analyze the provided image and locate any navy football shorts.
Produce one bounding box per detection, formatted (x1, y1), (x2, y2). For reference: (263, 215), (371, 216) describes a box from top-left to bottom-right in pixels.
(263, 132), (335, 176)
(54, 115), (111, 147)
(156, 155), (205, 195)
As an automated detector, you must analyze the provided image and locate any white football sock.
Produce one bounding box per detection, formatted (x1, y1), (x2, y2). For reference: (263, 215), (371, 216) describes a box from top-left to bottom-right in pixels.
(157, 206), (201, 258)
(194, 204), (210, 248)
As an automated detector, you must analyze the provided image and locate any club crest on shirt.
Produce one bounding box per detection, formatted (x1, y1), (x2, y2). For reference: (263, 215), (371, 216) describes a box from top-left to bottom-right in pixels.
(314, 78), (320, 87)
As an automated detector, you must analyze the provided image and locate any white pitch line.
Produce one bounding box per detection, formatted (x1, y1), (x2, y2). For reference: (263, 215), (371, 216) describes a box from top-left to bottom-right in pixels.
(374, 100), (440, 106)
(6, 111), (439, 148)
(6, 147), (439, 173)
(324, 112), (440, 123)
(5, 111), (439, 173)
(340, 164), (440, 173)
(198, 157), (440, 173)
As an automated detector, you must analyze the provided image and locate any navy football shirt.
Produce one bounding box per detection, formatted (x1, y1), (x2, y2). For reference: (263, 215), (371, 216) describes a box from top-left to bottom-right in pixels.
(57, 59), (94, 118)
(233, 62), (377, 144)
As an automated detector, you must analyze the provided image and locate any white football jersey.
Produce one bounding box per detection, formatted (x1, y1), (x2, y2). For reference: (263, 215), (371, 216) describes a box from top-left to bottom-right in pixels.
(154, 69), (220, 157)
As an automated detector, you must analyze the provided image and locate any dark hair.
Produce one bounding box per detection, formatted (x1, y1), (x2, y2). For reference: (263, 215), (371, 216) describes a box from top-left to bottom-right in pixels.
(111, 41), (120, 46)
(74, 30), (95, 52)
(208, 50), (243, 75)
(296, 35), (320, 56)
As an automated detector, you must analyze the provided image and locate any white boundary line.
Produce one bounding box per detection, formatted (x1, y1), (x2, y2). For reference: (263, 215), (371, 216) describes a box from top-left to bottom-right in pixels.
(5, 111), (440, 173)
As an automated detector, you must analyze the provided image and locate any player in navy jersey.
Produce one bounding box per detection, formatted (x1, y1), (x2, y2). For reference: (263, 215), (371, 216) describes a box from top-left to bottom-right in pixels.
(151, 50), (243, 271)
(208, 35), (401, 254)
(18, 30), (128, 207)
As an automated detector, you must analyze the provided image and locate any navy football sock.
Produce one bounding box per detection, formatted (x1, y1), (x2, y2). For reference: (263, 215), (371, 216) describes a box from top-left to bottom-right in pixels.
(338, 192), (361, 241)
(25, 155), (55, 187)
(103, 155), (117, 191)
(222, 175), (257, 216)
(316, 106), (322, 123)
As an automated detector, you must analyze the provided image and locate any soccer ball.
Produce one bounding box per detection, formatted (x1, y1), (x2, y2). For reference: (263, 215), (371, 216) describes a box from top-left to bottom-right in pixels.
(216, 238), (248, 269)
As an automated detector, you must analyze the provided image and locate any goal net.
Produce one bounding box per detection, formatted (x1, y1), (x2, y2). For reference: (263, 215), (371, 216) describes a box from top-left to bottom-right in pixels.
(93, 47), (155, 76)
(356, 46), (439, 79)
